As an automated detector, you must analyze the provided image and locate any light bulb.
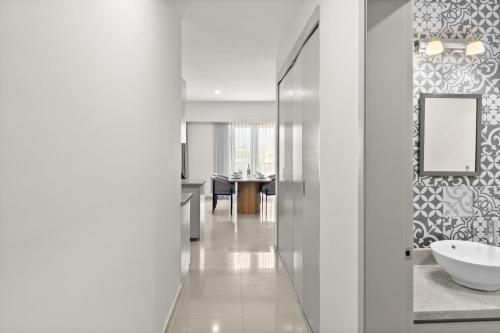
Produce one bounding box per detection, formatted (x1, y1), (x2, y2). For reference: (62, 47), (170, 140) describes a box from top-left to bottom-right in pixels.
(466, 39), (485, 56)
(426, 37), (444, 56)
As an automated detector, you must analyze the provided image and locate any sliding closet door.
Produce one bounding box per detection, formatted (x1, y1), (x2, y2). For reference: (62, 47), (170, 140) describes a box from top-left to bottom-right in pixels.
(278, 27), (320, 332)
(298, 29), (320, 333)
(292, 43), (305, 305)
(278, 68), (295, 280)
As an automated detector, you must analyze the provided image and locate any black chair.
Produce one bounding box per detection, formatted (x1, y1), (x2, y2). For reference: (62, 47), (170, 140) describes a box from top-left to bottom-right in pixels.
(211, 174), (235, 215)
(260, 177), (276, 212)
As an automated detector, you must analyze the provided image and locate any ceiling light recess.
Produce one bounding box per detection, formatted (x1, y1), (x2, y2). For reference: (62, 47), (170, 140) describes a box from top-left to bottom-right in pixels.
(214, 90), (221, 95)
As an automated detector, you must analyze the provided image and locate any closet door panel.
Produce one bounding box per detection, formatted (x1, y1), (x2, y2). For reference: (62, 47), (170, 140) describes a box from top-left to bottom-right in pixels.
(278, 27), (320, 332)
(278, 69), (294, 280)
(299, 29), (320, 333)
(292, 53), (304, 305)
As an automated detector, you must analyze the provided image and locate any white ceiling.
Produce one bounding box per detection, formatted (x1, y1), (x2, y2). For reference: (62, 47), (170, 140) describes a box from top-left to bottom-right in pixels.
(177, 0), (303, 102)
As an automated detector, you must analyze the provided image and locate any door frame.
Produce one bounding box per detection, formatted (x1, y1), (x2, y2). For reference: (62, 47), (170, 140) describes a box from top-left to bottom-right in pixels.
(365, 0), (413, 332)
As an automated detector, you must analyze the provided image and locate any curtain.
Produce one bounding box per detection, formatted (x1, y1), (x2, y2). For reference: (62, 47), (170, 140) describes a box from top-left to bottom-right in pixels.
(254, 123), (275, 175)
(213, 122), (276, 176)
(214, 123), (230, 175)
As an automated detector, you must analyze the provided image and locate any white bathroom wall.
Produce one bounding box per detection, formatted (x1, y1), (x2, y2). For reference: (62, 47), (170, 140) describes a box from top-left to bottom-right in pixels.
(187, 123), (214, 194)
(0, 1), (182, 332)
(277, 1), (365, 332)
(185, 101), (275, 123)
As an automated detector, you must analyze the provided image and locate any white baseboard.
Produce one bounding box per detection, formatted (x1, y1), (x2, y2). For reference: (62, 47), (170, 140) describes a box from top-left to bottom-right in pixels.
(162, 282), (184, 333)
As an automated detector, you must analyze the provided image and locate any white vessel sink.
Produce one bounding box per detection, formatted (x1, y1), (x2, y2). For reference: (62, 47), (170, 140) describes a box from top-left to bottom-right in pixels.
(431, 240), (500, 292)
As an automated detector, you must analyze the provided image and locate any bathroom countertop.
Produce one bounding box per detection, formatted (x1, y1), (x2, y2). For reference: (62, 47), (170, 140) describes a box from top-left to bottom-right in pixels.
(414, 264), (500, 322)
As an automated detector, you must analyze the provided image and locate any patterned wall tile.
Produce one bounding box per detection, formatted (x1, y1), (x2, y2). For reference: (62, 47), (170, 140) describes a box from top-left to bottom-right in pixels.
(442, 176), (471, 187)
(414, 216), (443, 248)
(438, 51), (474, 66)
(414, 184), (443, 219)
(414, 0), (442, 34)
(472, 216), (494, 244)
(472, 186), (500, 216)
(483, 94), (500, 124)
(414, 61), (499, 96)
(470, 154), (500, 186)
(443, 185), (473, 217)
(443, 216), (473, 240)
(481, 124), (500, 156)
(493, 215), (500, 246)
(480, 34), (500, 66)
(414, 61), (444, 93)
(441, 62), (500, 94)
(441, 0), (475, 33)
(471, 1), (500, 35)
(413, 0), (500, 248)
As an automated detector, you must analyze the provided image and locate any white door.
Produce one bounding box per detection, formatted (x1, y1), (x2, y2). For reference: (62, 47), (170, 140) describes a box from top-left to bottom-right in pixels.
(278, 66), (295, 281)
(278, 27), (320, 332)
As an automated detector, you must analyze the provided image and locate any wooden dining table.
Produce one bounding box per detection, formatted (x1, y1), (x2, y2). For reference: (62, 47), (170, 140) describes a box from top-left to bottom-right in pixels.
(228, 175), (272, 214)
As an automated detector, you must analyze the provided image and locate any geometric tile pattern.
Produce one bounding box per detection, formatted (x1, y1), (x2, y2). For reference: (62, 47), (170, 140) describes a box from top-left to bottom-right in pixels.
(413, 0), (500, 248)
(443, 185), (473, 217)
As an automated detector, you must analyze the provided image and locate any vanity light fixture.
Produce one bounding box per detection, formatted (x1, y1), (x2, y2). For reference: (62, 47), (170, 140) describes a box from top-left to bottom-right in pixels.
(466, 38), (485, 56)
(426, 36), (444, 56)
(417, 37), (487, 57)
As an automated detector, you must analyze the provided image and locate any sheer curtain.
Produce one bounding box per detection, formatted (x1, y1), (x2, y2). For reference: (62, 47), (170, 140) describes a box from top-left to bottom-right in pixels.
(254, 123), (275, 175)
(214, 123), (230, 175)
(214, 122), (276, 176)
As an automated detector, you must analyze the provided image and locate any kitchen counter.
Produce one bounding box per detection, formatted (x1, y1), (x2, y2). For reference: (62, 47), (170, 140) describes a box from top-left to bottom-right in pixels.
(181, 179), (206, 187)
(180, 193), (193, 206)
(181, 179), (206, 240)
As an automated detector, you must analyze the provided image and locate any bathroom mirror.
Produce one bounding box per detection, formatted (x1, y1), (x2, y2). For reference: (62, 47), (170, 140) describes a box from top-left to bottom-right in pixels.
(419, 94), (482, 176)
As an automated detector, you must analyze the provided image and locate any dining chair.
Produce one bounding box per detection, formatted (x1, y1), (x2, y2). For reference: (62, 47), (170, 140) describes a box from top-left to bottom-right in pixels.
(211, 174), (235, 215)
(260, 177), (276, 213)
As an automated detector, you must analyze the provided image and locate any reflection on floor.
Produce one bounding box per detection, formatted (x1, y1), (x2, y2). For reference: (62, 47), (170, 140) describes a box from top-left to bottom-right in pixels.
(414, 249), (500, 323)
(168, 197), (310, 333)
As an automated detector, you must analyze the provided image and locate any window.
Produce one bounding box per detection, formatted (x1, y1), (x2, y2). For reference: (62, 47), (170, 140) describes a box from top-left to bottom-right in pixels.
(214, 122), (276, 176)
(232, 125), (252, 174)
(256, 125), (275, 175)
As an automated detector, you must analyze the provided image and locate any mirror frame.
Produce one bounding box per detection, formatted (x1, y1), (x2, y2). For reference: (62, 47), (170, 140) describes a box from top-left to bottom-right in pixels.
(419, 93), (482, 177)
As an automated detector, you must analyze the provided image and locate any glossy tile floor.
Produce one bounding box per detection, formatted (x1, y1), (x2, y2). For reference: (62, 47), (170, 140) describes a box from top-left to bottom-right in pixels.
(168, 197), (310, 333)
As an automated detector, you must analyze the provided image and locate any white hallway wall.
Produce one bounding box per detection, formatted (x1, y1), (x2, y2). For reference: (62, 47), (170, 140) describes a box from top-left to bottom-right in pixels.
(187, 123), (214, 194)
(0, 1), (182, 332)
